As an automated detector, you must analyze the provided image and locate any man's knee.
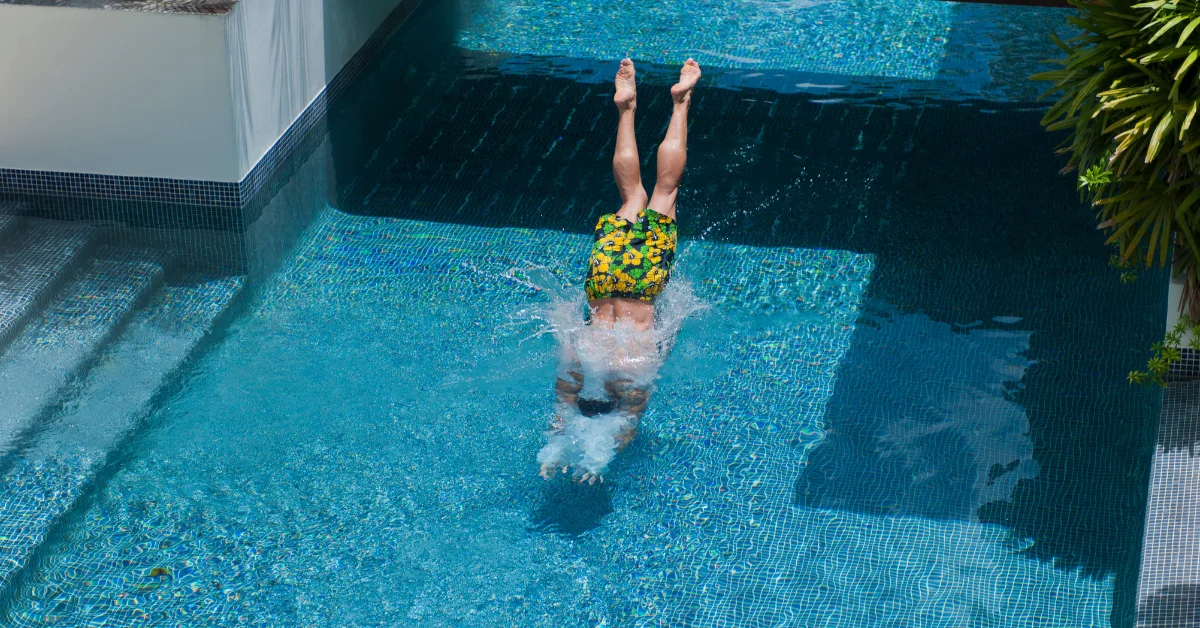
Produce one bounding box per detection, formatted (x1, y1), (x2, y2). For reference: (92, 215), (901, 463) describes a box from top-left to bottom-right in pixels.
(658, 138), (685, 154)
(615, 148), (640, 162)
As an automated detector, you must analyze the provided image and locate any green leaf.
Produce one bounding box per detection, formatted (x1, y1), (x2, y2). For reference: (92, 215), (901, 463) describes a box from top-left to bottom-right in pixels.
(1148, 110), (1176, 161)
(1183, 100), (1199, 136)
(1177, 210), (1200, 265)
(1160, 203), (1173, 265)
(1146, 208), (1167, 264)
(1149, 16), (1189, 44)
(1121, 201), (1162, 257)
(1141, 47), (1195, 62)
(1179, 16), (1200, 46)
(1177, 48), (1200, 81)
(1036, 0), (1200, 383)
(1048, 32), (1072, 54)
(1125, 57), (1172, 87)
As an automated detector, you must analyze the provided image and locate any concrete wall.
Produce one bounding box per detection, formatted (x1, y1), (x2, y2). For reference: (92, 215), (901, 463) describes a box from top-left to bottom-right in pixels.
(1168, 275), (1184, 333)
(226, 0), (404, 179)
(0, 0), (404, 182)
(226, 0), (325, 178)
(1165, 274), (1200, 351)
(0, 5), (238, 181)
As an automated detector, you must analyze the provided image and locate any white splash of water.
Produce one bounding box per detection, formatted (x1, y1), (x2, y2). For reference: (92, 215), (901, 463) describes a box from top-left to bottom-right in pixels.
(537, 407), (632, 476)
(517, 268), (708, 477)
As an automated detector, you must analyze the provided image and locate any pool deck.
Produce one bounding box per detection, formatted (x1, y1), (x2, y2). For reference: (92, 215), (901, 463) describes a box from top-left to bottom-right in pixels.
(0, 0), (236, 14)
(1138, 381), (1200, 627)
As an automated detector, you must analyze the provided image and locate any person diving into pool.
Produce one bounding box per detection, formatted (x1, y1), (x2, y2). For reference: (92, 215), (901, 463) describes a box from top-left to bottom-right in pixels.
(538, 56), (701, 484)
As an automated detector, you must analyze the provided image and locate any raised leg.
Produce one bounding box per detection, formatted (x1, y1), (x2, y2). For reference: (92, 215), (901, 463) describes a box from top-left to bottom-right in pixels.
(647, 59), (701, 221)
(613, 58), (648, 220)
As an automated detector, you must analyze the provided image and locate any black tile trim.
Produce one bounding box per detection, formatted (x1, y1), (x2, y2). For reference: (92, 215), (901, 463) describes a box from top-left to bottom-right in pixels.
(0, 0), (423, 214)
(1171, 348), (1200, 379)
(0, 169), (241, 208)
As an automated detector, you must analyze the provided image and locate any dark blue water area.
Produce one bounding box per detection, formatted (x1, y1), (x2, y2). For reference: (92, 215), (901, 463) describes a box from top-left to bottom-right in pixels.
(319, 1), (1167, 624)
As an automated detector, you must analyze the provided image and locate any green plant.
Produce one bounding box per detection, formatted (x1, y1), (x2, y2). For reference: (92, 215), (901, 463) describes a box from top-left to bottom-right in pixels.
(1037, 0), (1200, 383)
(1129, 314), (1200, 385)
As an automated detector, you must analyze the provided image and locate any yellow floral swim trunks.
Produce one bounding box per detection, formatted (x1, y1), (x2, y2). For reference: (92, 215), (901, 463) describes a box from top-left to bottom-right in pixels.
(584, 208), (677, 302)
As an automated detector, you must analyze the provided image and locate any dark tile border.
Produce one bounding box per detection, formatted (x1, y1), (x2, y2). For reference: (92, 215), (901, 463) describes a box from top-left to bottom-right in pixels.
(1171, 348), (1200, 380)
(0, 0), (424, 222)
(0, 170), (240, 208)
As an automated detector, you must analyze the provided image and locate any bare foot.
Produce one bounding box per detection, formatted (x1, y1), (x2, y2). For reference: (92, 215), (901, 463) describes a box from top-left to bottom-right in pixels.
(614, 57), (637, 113)
(579, 472), (604, 485)
(671, 58), (701, 105)
(539, 463), (559, 480)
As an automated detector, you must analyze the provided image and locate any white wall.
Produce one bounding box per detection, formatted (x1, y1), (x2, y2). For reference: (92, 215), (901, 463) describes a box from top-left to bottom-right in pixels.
(226, 0), (404, 179)
(1166, 274), (1199, 349)
(0, 5), (239, 181)
(226, 0), (325, 178)
(0, 0), (405, 182)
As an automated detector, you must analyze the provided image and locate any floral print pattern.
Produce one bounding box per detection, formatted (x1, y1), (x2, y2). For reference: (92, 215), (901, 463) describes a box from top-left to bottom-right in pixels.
(585, 208), (677, 302)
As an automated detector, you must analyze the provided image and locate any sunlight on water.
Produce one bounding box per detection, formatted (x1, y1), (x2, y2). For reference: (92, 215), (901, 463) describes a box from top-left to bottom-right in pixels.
(1, 209), (1117, 626)
(456, 0), (956, 80)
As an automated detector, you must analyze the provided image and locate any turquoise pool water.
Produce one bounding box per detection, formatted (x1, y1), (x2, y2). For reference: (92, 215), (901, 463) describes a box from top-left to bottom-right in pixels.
(0, 0), (1171, 625)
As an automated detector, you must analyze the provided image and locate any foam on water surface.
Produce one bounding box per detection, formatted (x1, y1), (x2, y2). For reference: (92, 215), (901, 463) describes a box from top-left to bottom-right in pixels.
(1, 209), (1113, 626)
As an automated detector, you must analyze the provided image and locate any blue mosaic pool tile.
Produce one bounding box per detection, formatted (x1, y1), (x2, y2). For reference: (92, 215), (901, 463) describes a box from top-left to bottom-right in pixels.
(0, 212), (1117, 627)
(0, 274), (244, 597)
(0, 246), (168, 457)
(456, 0), (1067, 100)
(0, 212), (21, 242)
(458, 0), (958, 81)
(0, 220), (99, 353)
(0, 0), (1171, 624)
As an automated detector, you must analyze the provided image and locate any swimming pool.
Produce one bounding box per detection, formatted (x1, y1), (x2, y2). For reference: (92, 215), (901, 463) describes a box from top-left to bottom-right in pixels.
(0, 0), (1170, 625)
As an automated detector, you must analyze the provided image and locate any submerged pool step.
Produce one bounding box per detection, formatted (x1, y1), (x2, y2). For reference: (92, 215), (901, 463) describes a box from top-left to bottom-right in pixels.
(0, 219), (100, 354)
(0, 274), (244, 595)
(0, 213), (22, 243)
(0, 247), (171, 459)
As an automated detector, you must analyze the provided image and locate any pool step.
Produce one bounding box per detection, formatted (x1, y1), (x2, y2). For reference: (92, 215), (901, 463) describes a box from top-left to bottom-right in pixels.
(0, 274), (244, 595)
(0, 247), (170, 459)
(0, 213), (22, 243)
(0, 219), (99, 354)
